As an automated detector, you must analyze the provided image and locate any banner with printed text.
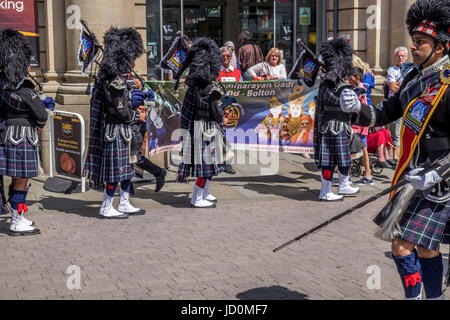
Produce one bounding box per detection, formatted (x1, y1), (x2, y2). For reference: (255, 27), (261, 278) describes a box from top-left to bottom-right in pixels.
(144, 80), (319, 157)
(0, 0), (40, 66)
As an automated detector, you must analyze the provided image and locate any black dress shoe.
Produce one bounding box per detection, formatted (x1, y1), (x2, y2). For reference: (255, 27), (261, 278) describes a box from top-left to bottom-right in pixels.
(224, 165), (236, 175)
(9, 228), (41, 236)
(155, 169), (166, 192)
(386, 159), (397, 167)
(377, 161), (394, 169)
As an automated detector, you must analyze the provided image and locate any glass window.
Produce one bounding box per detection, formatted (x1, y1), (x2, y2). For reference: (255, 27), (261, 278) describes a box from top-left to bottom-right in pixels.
(275, 0), (294, 71)
(146, 0), (320, 79)
(239, 0), (274, 57)
(162, 1), (181, 80)
(146, 0), (162, 80)
(184, 1), (224, 46)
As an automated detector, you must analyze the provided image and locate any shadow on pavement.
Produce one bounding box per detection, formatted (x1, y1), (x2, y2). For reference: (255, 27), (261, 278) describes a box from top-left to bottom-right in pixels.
(132, 190), (192, 208)
(373, 174), (393, 185)
(233, 183), (318, 202)
(214, 175), (299, 184)
(214, 172), (321, 185)
(289, 171), (321, 183)
(29, 191), (193, 212)
(26, 196), (102, 219)
(302, 162), (321, 173)
(0, 216), (11, 235)
(236, 286), (309, 300)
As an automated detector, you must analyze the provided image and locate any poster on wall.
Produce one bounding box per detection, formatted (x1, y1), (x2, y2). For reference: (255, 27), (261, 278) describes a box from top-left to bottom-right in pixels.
(162, 23), (177, 43)
(53, 112), (83, 178)
(299, 7), (311, 26)
(0, 0), (40, 66)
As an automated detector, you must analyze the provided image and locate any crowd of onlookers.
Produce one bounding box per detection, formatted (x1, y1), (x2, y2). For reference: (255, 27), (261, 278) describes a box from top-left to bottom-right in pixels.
(171, 30), (411, 186)
(218, 29), (288, 83)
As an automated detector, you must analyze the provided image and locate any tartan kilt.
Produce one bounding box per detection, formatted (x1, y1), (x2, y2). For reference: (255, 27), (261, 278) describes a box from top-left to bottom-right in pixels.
(0, 139), (39, 178)
(398, 194), (450, 251)
(317, 130), (352, 168)
(100, 134), (134, 183)
(177, 137), (225, 182)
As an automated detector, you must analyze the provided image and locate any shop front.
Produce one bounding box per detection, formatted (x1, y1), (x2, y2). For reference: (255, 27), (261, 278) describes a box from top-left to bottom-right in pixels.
(146, 0), (327, 80)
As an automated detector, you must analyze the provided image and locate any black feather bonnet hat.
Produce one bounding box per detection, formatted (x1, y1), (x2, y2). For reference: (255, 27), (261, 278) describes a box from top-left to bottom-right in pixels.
(185, 37), (221, 89)
(0, 29), (32, 90)
(406, 0), (450, 52)
(319, 37), (354, 84)
(98, 27), (144, 80)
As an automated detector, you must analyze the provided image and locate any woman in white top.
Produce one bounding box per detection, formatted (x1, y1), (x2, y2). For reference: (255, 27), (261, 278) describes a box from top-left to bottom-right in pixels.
(247, 47), (287, 80)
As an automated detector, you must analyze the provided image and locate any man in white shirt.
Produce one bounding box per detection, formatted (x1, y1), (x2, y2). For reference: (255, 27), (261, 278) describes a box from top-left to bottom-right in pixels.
(387, 47), (409, 163)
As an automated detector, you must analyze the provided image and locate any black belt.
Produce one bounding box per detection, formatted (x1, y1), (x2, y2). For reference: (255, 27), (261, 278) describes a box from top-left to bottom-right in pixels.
(420, 137), (450, 153)
(6, 114), (33, 120)
(322, 112), (351, 123)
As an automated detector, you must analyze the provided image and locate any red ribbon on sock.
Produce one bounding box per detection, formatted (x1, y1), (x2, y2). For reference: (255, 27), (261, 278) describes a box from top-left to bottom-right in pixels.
(196, 178), (206, 188)
(323, 170), (332, 180)
(18, 203), (28, 214)
(404, 272), (422, 288)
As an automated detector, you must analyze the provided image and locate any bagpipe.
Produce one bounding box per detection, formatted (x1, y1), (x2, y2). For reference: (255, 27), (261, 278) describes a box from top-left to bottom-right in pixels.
(78, 18), (156, 106)
(159, 32), (190, 91)
(26, 72), (55, 111)
(289, 38), (353, 95)
(78, 19), (102, 95)
(288, 39), (324, 88)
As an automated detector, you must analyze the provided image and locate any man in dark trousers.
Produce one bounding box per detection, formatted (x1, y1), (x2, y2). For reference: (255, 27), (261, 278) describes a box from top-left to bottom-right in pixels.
(129, 79), (167, 193)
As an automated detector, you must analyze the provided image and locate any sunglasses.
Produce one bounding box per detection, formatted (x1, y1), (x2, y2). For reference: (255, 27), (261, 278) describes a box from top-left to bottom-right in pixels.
(222, 54), (231, 58)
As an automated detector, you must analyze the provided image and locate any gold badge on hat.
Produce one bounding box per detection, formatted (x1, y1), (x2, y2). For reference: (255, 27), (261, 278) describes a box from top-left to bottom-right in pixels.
(441, 64), (450, 85)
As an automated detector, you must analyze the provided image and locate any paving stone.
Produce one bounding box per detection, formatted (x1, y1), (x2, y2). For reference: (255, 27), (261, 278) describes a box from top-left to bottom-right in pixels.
(1, 155), (447, 300)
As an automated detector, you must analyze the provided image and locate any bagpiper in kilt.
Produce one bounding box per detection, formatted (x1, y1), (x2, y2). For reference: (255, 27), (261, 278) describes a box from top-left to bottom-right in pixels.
(314, 37), (360, 202)
(341, 0), (450, 300)
(172, 37), (226, 208)
(0, 29), (50, 236)
(83, 27), (146, 219)
(177, 88), (225, 182)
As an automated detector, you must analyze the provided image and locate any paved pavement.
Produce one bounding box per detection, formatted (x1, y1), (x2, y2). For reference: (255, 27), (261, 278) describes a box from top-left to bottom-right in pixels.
(0, 152), (448, 300)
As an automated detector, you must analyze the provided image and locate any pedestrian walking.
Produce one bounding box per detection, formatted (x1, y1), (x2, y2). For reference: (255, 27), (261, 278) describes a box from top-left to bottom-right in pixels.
(128, 77), (167, 193)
